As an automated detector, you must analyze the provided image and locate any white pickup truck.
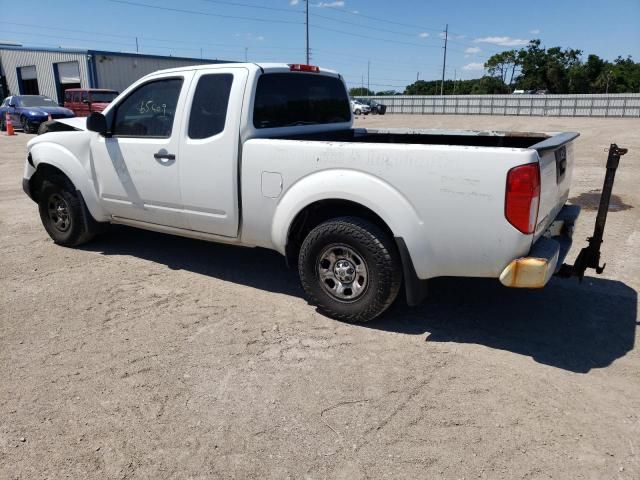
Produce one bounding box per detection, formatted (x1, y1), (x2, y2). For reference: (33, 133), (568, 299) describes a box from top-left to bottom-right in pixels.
(23, 62), (584, 322)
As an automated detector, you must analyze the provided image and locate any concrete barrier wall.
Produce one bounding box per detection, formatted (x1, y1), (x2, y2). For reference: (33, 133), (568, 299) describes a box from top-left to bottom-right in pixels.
(358, 94), (640, 117)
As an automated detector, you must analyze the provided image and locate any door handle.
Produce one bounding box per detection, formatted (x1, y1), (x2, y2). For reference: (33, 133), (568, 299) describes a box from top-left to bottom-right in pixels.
(154, 152), (176, 161)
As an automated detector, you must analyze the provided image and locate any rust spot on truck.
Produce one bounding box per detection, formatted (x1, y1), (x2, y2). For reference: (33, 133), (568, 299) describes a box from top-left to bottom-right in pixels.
(569, 189), (632, 212)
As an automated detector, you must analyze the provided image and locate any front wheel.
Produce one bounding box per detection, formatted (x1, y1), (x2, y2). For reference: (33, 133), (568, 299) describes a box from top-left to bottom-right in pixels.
(354, 109), (361, 115)
(298, 217), (402, 323)
(38, 178), (96, 246)
(20, 116), (34, 134)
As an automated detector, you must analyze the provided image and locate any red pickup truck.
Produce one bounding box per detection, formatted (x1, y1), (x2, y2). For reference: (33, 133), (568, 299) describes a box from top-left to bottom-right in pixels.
(63, 88), (118, 117)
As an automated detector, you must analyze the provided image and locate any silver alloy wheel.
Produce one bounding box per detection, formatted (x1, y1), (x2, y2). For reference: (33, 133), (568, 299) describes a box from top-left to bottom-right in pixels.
(317, 243), (368, 302)
(47, 193), (71, 232)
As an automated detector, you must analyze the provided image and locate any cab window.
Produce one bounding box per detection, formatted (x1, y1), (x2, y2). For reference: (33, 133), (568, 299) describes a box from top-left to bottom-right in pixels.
(112, 78), (183, 138)
(188, 74), (233, 139)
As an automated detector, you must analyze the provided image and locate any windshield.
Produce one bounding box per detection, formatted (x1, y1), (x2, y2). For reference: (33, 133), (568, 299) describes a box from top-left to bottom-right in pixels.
(254, 73), (350, 129)
(18, 96), (57, 107)
(90, 91), (118, 103)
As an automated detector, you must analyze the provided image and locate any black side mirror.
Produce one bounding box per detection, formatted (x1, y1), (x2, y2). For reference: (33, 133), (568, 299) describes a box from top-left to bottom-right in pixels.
(87, 112), (107, 135)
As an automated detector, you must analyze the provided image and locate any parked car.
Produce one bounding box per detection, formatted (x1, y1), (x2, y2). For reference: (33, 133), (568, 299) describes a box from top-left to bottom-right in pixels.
(0, 95), (74, 133)
(356, 98), (387, 115)
(24, 63), (584, 323)
(64, 88), (119, 117)
(350, 99), (370, 115)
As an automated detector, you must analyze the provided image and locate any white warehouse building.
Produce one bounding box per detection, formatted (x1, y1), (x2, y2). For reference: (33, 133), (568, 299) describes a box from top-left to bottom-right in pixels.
(0, 46), (230, 103)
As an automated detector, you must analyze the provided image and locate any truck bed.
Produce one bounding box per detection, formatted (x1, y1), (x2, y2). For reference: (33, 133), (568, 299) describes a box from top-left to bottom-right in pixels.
(279, 127), (552, 149)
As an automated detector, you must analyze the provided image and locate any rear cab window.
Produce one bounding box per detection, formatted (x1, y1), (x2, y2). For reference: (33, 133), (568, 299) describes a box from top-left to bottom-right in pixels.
(253, 73), (350, 129)
(188, 74), (233, 139)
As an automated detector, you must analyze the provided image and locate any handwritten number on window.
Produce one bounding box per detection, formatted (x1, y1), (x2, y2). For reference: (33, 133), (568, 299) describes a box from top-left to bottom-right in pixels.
(137, 100), (169, 116)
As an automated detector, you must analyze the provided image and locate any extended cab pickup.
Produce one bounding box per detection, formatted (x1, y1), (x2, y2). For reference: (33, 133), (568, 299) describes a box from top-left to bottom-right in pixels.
(23, 63), (582, 322)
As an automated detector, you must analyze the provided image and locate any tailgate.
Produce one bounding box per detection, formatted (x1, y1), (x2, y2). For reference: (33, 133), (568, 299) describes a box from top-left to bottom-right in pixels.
(531, 132), (579, 240)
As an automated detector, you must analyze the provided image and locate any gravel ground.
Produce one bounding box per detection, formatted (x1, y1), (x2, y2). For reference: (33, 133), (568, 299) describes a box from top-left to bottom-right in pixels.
(1, 115), (639, 479)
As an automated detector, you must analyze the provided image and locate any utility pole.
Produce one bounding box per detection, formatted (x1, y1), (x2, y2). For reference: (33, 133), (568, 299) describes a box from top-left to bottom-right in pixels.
(135, 37), (139, 53)
(453, 69), (457, 94)
(367, 60), (370, 93)
(416, 72), (419, 82)
(200, 48), (203, 59)
(440, 23), (448, 96)
(245, 47), (248, 62)
(361, 74), (364, 92)
(305, 0), (310, 64)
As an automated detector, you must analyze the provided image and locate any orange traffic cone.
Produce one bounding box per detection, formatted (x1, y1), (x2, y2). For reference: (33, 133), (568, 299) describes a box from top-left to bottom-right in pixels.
(5, 112), (15, 136)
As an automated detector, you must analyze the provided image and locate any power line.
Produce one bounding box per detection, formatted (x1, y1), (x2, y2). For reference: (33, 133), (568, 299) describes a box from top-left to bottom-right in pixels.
(198, 0), (301, 14)
(308, 3), (442, 33)
(310, 12), (434, 39)
(0, 21), (304, 51)
(310, 24), (442, 48)
(108, 0), (302, 25)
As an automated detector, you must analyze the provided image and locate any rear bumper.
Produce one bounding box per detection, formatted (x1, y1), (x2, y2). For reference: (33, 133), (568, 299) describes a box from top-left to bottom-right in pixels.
(499, 204), (580, 288)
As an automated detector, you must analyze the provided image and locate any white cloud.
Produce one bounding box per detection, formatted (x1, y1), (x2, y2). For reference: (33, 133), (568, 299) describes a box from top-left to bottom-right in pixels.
(465, 46), (481, 54)
(352, 10), (359, 14)
(257, 35), (265, 41)
(474, 36), (529, 46)
(463, 62), (485, 71)
(290, 0), (299, 5)
(418, 32), (429, 38)
(313, 1), (345, 7)
(530, 29), (540, 34)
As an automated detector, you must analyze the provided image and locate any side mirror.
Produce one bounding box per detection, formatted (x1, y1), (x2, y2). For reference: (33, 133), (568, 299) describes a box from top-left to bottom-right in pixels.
(87, 112), (107, 135)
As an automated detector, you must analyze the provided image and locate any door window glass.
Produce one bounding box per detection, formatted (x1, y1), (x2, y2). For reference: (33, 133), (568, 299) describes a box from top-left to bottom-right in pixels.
(188, 74), (233, 139)
(112, 78), (183, 138)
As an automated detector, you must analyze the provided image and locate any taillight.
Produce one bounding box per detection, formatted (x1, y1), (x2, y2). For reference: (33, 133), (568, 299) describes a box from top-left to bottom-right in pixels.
(288, 64), (320, 73)
(505, 163), (540, 234)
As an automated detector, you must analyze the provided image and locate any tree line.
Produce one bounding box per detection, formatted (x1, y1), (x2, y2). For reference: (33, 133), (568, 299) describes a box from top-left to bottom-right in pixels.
(349, 40), (640, 96)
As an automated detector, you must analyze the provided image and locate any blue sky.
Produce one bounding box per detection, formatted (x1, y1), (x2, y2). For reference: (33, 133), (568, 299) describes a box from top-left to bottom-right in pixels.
(0, 0), (638, 91)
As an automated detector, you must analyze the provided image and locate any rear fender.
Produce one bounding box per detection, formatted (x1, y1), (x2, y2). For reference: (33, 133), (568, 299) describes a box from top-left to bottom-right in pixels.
(271, 169), (426, 265)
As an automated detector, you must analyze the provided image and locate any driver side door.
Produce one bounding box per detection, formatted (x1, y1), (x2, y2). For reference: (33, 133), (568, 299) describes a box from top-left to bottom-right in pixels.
(90, 72), (194, 228)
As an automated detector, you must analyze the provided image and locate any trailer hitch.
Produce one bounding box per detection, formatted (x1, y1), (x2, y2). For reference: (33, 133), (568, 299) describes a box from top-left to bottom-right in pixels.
(556, 143), (628, 281)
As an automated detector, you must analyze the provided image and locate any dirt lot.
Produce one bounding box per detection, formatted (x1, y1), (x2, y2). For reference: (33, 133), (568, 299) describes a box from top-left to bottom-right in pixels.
(1, 115), (639, 479)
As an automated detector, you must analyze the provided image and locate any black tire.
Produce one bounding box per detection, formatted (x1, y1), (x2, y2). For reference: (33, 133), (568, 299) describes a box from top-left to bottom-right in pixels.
(354, 109), (361, 116)
(298, 216), (402, 323)
(20, 116), (29, 133)
(38, 178), (96, 247)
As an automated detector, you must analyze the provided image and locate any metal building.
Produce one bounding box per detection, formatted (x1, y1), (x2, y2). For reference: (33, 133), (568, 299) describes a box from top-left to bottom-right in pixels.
(0, 46), (230, 103)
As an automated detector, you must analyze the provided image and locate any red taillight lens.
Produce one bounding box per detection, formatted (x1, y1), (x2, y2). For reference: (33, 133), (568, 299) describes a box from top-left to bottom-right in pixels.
(505, 163), (540, 234)
(288, 64), (320, 73)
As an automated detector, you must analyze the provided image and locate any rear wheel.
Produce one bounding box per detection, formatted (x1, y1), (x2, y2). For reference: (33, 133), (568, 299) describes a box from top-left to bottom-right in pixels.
(38, 178), (96, 246)
(354, 109), (361, 115)
(298, 216), (402, 323)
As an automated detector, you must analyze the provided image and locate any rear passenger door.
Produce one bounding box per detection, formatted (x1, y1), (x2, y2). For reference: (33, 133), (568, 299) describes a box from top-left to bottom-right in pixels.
(178, 67), (248, 237)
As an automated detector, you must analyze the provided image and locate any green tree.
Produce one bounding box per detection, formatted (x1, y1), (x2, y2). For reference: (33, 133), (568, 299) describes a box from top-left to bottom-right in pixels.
(348, 87), (374, 96)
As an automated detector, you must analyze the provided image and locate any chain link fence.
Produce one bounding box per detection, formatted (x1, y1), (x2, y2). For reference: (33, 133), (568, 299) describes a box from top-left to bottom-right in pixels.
(358, 94), (640, 117)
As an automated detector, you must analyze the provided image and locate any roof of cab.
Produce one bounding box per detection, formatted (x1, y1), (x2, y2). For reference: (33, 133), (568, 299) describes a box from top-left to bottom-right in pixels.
(142, 62), (340, 78)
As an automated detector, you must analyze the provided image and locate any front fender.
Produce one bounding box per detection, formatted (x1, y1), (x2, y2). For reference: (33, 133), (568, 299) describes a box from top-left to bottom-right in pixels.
(28, 138), (108, 221)
(270, 169), (427, 262)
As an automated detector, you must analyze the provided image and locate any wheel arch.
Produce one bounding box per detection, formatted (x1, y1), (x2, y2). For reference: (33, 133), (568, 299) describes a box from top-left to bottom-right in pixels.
(27, 143), (107, 221)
